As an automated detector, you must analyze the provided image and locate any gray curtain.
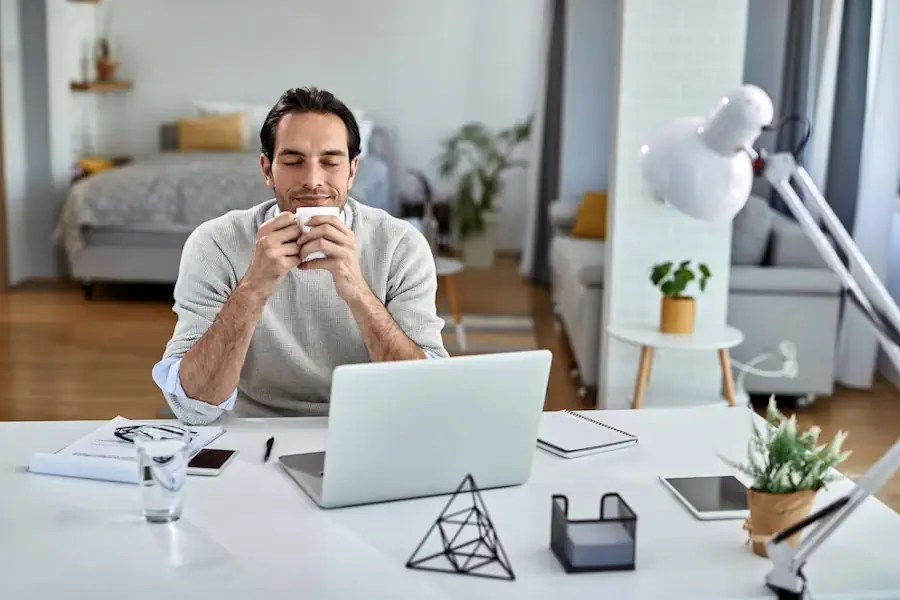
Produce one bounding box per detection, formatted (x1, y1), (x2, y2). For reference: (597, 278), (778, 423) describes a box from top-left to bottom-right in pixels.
(770, 0), (816, 215)
(522, 0), (566, 286)
(824, 0), (872, 233)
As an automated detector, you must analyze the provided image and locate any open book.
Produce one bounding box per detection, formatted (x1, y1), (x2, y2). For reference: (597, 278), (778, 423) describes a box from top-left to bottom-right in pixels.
(27, 416), (224, 484)
(537, 410), (638, 458)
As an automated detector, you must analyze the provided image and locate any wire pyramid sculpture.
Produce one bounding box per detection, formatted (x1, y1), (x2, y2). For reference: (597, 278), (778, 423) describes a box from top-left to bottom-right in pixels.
(406, 474), (515, 581)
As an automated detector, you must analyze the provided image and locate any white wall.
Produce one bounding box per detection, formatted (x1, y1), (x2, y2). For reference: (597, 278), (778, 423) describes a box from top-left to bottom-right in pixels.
(0, 0), (81, 284)
(77, 0), (545, 251)
(557, 0), (618, 200)
(599, 0), (749, 409)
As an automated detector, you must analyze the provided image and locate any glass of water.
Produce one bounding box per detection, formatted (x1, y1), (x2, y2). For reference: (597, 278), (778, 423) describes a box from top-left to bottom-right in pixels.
(135, 435), (189, 523)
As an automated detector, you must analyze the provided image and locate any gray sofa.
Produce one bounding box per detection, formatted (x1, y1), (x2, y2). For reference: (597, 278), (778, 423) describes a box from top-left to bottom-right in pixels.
(549, 194), (843, 400)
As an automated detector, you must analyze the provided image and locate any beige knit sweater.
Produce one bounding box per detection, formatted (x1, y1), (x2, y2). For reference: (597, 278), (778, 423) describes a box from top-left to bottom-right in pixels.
(160, 197), (448, 424)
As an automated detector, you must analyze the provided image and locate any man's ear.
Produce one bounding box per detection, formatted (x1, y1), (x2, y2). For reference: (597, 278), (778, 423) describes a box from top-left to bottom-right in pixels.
(260, 154), (274, 189)
(347, 155), (360, 188)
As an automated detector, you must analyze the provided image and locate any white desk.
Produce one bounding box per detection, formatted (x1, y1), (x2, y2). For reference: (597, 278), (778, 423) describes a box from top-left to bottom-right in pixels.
(2, 408), (898, 599)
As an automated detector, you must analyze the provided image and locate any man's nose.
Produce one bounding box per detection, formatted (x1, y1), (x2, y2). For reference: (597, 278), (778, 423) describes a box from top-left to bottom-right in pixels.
(298, 161), (326, 190)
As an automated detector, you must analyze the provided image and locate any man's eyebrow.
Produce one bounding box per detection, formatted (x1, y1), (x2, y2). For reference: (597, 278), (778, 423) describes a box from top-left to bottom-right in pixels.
(276, 148), (346, 158)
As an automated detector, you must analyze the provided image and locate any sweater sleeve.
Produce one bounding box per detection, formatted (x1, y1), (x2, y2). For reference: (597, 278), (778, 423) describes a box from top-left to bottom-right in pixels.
(159, 223), (239, 425)
(386, 223), (450, 358)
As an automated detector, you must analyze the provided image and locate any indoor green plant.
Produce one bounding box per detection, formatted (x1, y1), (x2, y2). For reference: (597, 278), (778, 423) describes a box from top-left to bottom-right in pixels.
(435, 116), (532, 268)
(649, 259), (710, 334)
(724, 397), (851, 557)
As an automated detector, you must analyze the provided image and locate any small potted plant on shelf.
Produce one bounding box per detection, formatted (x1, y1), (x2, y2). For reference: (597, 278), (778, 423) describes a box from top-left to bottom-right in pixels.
(435, 116), (532, 268)
(95, 37), (117, 81)
(724, 397), (851, 557)
(649, 259), (710, 334)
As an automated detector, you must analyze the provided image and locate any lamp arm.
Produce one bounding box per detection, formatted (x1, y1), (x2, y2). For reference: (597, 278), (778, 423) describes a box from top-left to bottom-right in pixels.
(757, 151), (900, 596)
(760, 152), (900, 371)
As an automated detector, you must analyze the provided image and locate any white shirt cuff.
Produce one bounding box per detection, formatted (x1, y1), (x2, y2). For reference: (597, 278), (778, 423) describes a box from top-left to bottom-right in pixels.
(152, 356), (237, 410)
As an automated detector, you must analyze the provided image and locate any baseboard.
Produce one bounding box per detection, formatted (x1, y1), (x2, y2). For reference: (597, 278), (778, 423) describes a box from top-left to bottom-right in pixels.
(878, 351), (900, 391)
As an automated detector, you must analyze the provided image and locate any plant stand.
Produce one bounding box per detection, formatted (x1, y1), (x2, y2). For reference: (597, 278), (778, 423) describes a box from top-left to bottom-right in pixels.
(606, 323), (744, 409)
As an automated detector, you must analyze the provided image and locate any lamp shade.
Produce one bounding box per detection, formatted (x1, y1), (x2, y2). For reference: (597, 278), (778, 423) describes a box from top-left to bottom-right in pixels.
(640, 85), (775, 222)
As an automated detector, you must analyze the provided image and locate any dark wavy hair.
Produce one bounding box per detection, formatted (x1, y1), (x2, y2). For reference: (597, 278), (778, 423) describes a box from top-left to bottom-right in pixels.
(259, 87), (361, 162)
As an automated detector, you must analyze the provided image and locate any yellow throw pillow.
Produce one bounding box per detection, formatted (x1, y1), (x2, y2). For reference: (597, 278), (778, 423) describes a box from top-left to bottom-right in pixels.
(177, 112), (246, 152)
(570, 190), (608, 239)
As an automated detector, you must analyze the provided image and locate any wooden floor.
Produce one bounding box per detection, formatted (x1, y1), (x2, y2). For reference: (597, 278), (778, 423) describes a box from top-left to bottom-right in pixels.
(1, 257), (897, 510)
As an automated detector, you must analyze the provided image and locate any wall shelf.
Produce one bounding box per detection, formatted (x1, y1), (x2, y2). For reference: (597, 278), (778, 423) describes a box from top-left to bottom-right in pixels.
(70, 81), (133, 92)
(68, 0), (101, 4)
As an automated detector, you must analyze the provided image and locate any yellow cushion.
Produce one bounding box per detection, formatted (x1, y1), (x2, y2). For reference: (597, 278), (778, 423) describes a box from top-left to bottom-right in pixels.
(570, 190), (608, 239)
(177, 112), (245, 152)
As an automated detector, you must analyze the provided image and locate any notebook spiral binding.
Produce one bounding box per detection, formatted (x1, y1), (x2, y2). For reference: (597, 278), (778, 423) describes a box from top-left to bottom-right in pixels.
(563, 410), (638, 441)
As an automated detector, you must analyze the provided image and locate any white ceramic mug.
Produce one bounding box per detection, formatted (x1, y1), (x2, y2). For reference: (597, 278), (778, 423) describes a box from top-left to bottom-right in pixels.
(295, 206), (341, 261)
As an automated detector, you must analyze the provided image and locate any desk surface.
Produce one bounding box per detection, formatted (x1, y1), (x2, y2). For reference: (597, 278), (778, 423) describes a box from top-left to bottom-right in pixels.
(2, 407), (898, 600)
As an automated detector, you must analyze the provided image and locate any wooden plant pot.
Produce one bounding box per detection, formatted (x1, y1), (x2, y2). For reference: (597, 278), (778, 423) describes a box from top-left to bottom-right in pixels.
(745, 488), (816, 557)
(659, 295), (695, 334)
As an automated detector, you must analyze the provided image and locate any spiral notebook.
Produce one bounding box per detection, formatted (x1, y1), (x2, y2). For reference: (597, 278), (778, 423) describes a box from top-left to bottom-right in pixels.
(537, 410), (638, 458)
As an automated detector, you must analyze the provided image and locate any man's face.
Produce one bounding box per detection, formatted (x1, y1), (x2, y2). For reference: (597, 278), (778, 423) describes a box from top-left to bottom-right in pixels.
(260, 111), (358, 213)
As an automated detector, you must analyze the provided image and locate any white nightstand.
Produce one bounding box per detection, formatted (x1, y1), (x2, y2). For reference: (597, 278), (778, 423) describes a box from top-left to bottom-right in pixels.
(607, 323), (744, 409)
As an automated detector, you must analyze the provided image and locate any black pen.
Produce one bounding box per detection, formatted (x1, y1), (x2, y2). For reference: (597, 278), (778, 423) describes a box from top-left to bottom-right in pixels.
(263, 436), (274, 462)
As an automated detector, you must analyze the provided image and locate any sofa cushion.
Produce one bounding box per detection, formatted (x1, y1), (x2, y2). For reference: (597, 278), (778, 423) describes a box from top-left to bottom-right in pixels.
(571, 191), (608, 240)
(730, 266), (842, 294)
(552, 235), (605, 287)
(731, 194), (773, 265)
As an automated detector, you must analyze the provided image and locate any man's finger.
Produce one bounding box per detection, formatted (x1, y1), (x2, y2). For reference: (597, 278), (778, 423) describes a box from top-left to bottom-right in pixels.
(299, 238), (345, 262)
(258, 211), (298, 236)
(298, 223), (349, 247)
(264, 222), (303, 245)
(303, 215), (350, 235)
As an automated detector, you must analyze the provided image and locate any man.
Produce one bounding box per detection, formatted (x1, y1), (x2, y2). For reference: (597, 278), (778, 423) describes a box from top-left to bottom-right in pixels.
(153, 87), (447, 425)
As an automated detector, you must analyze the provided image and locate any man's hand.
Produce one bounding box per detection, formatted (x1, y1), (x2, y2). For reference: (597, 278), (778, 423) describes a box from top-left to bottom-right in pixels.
(242, 212), (303, 298)
(298, 215), (370, 303)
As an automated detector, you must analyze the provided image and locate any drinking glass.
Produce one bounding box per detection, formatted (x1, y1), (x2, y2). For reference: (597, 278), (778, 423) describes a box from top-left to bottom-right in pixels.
(135, 436), (189, 523)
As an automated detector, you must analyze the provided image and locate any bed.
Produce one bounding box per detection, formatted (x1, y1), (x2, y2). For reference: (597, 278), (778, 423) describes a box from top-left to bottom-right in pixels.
(55, 124), (394, 298)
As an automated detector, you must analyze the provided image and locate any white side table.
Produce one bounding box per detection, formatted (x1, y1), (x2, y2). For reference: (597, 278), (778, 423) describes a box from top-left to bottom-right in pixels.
(435, 257), (467, 351)
(607, 323), (744, 409)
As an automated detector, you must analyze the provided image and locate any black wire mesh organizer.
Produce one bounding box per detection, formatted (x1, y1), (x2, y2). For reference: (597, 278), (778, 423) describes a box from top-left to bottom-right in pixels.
(406, 474), (515, 581)
(550, 493), (637, 573)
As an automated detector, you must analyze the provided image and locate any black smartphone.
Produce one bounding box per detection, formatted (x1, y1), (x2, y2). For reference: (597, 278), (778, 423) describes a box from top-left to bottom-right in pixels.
(187, 448), (238, 476)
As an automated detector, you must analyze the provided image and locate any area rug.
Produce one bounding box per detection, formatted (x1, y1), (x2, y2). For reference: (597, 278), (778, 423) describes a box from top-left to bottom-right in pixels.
(439, 313), (538, 355)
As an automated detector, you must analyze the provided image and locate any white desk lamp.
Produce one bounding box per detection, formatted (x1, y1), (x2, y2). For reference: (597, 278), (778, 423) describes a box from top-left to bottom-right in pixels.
(641, 84), (900, 599)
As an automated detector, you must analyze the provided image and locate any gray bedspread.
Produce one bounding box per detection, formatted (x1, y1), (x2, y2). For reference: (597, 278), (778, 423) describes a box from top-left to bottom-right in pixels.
(56, 151), (391, 260)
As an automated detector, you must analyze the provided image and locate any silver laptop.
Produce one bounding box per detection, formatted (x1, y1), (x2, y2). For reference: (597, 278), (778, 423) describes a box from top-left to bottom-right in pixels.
(279, 349), (552, 509)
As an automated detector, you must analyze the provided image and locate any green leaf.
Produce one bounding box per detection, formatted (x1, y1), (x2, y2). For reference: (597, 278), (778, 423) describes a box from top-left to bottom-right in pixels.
(699, 263), (711, 277)
(650, 262), (672, 286)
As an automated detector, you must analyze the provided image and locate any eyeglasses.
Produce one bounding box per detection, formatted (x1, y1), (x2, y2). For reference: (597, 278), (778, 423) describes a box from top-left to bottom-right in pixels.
(114, 424), (195, 444)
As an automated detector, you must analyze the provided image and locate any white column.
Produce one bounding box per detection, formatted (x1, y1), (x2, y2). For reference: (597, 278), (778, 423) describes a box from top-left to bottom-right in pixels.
(599, 0), (749, 409)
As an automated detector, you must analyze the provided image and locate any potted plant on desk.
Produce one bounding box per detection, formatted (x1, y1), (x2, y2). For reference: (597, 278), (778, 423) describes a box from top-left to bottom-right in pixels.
(649, 259), (710, 334)
(724, 397), (851, 557)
